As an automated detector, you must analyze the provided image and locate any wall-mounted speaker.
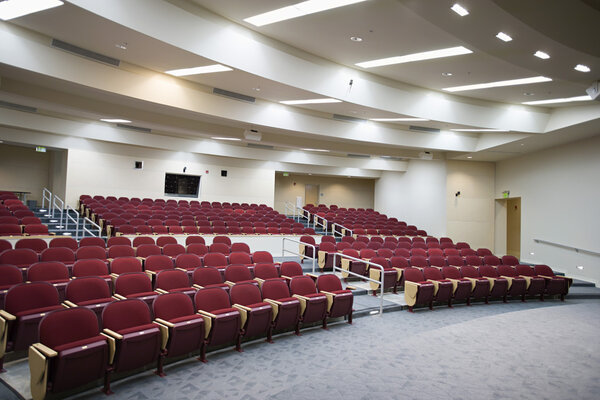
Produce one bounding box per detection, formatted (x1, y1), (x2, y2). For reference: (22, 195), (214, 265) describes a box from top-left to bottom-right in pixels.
(134, 161), (143, 169)
(221, 170), (228, 177)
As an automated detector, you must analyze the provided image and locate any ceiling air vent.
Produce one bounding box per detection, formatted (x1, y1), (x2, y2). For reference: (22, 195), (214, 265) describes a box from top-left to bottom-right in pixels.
(247, 143), (273, 150)
(213, 88), (256, 103)
(333, 114), (366, 123)
(116, 123), (151, 133)
(409, 125), (440, 133)
(0, 100), (37, 113)
(347, 153), (370, 158)
(51, 39), (120, 67)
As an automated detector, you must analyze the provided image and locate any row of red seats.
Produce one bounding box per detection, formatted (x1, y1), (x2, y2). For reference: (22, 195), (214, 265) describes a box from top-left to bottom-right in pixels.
(0, 223), (50, 237)
(110, 224), (315, 236)
(80, 194), (271, 209)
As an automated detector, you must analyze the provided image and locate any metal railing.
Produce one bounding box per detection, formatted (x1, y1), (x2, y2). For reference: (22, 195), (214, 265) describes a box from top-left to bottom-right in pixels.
(41, 188), (52, 211)
(281, 237), (317, 274)
(51, 195), (64, 224)
(332, 252), (385, 315)
(534, 238), (600, 257)
(284, 201), (296, 220)
(313, 214), (328, 233)
(332, 222), (353, 238)
(83, 217), (101, 237)
(64, 205), (80, 238)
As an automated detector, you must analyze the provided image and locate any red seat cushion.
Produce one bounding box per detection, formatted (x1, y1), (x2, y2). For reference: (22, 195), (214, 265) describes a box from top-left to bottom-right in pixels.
(77, 298), (113, 307)
(118, 323), (158, 336)
(125, 292), (157, 299)
(54, 335), (107, 352)
(16, 305), (62, 318)
(212, 307), (239, 316)
(169, 314), (203, 324)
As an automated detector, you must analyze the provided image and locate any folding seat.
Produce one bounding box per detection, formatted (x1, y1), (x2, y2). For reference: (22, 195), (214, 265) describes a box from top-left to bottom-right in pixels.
(185, 235), (205, 246)
(155, 269), (196, 300)
(203, 252), (229, 275)
(252, 250), (276, 265)
(129, 218), (146, 227)
(144, 255), (175, 283)
(46, 238), (76, 252)
(335, 242), (351, 252)
(514, 265), (549, 300)
(393, 248), (411, 258)
(131, 236), (154, 247)
(289, 276), (328, 328)
(366, 241), (382, 250)
(411, 236), (425, 243)
(75, 246), (107, 262)
(396, 242), (411, 250)
(280, 261), (304, 282)
(482, 255), (502, 267)
(477, 248), (493, 257)
(0, 239), (12, 252)
(425, 237), (439, 245)
(101, 299), (162, 392)
(0, 248), (39, 272)
(316, 274), (353, 324)
(225, 265), (257, 287)
(459, 248), (477, 257)
(321, 235), (336, 244)
(195, 226), (212, 234)
(533, 264), (571, 301)
(164, 218), (180, 227)
(192, 266), (229, 292)
(341, 236), (355, 244)
(447, 255), (466, 268)
(180, 218), (196, 227)
(135, 244), (162, 258)
(0, 282), (62, 370)
(353, 228), (366, 236)
(209, 242), (231, 255)
(13, 210), (35, 219)
(410, 248), (427, 258)
(441, 266), (473, 305)
(147, 218), (163, 227)
(368, 257), (398, 295)
(383, 236), (397, 244)
(194, 288), (242, 358)
(443, 248), (460, 257)
(106, 244), (135, 260)
(154, 236), (175, 247)
(253, 263), (281, 286)
(79, 237), (106, 248)
(427, 248), (444, 257)
(0, 216), (19, 225)
(428, 255), (447, 268)
(359, 248), (377, 261)
(464, 255), (482, 267)
(211, 226), (226, 234)
(113, 272), (159, 310)
(338, 248), (366, 278)
(0, 264), (23, 309)
(152, 292), (205, 371)
(460, 265), (491, 303)
(403, 267), (435, 312)
(501, 255), (519, 266)
(152, 225), (169, 234)
(229, 283), (273, 342)
(456, 242), (470, 249)
(231, 242), (251, 254)
(174, 253), (203, 275)
(168, 225), (185, 234)
(162, 243), (186, 258)
(23, 224), (50, 236)
(478, 265), (509, 302)
(115, 224), (135, 236)
(27, 261), (70, 301)
(496, 265), (528, 301)
(135, 225), (153, 235)
(426, 242), (441, 249)
(409, 255), (428, 269)
(422, 267), (453, 307)
(377, 248), (394, 259)
(411, 242), (427, 250)
(303, 228), (316, 235)
(229, 251), (254, 267)
(64, 276), (114, 322)
(107, 237), (131, 247)
(351, 241), (367, 251)
(40, 247), (76, 270)
(187, 243), (209, 257)
(15, 238), (48, 253)
(28, 307), (109, 400)
(291, 227), (304, 234)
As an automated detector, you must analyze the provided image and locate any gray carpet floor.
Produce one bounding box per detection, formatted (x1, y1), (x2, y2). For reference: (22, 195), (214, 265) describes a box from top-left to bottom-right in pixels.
(30, 299), (595, 400)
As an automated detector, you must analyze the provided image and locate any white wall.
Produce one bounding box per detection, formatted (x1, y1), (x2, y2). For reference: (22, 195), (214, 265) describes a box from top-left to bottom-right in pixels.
(64, 140), (275, 208)
(374, 159), (447, 237)
(495, 134), (600, 284)
(0, 143), (50, 204)
(446, 160), (495, 250)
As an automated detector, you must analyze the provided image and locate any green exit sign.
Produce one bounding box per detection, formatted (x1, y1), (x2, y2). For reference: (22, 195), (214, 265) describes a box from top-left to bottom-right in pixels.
(282, 172), (289, 176)
(36, 146), (46, 153)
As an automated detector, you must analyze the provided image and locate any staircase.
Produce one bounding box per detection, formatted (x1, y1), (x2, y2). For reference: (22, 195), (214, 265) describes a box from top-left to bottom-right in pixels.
(33, 207), (104, 240)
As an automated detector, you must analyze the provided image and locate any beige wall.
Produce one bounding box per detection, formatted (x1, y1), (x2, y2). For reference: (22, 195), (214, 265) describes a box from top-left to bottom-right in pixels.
(0, 143), (51, 205)
(274, 173), (374, 214)
(445, 160), (495, 250)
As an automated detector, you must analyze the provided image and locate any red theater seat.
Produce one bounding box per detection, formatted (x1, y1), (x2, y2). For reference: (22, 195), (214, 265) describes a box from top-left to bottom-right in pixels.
(230, 283), (273, 342)
(261, 279), (300, 335)
(316, 274), (353, 324)
(289, 276), (328, 329)
(403, 267), (435, 312)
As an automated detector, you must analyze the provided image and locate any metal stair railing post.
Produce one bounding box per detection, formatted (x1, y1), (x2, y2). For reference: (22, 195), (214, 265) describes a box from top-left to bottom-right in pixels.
(64, 205), (80, 239)
(52, 195), (65, 227)
(332, 222), (353, 238)
(314, 214), (328, 234)
(282, 237), (317, 274)
(41, 188), (52, 211)
(83, 217), (101, 237)
(332, 252), (385, 315)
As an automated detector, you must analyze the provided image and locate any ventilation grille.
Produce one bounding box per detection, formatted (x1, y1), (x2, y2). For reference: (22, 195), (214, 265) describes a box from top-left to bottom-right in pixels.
(247, 143), (273, 150)
(0, 100), (37, 113)
(213, 88), (256, 103)
(409, 125), (440, 133)
(333, 114), (366, 123)
(347, 153), (370, 158)
(116, 123), (151, 133)
(51, 39), (120, 66)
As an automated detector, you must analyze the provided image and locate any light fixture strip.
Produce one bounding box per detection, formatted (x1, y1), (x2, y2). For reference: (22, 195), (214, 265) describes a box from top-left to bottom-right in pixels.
(443, 76), (551, 92)
(534, 50), (550, 59)
(356, 46), (472, 68)
(450, 128), (508, 132)
(496, 32), (513, 42)
(450, 4), (469, 16)
(244, 0), (368, 27)
(165, 64), (232, 77)
(280, 98), (341, 105)
(0, 0), (63, 21)
(212, 137), (241, 141)
(370, 118), (429, 122)
(574, 64), (591, 73)
(522, 95), (592, 105)
(100, 118), (132, 123)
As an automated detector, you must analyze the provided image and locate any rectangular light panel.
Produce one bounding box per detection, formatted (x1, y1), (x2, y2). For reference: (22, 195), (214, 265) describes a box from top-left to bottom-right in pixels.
(451, 128), (508, 132)
(166, 64), (232, 76)
(370, 118), (429, 122)
(0, 0), (63, 21)
(244, 0), (367, 27)
(443, 76), (552, 92)
(451, 4), (469, 16)
(356, 46), (472, 68)
(522, 95), (591, 105)
(280, 98), (341, 105)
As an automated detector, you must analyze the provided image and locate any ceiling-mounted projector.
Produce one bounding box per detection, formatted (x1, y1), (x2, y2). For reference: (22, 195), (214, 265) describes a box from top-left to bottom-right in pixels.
(244, 129), (262, 141)
(586, 81), (599, 101)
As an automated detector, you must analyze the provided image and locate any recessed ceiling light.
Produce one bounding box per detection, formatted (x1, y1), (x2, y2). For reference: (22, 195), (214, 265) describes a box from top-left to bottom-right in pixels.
(441, 72), (453, 77)
(356, 46), (472, 68)
(522, 95), (591, 105)
(496, 32), (513, 42)
(523, 92), (535, 96)
(165, 64), (233, 76)
(212, 137), (241, 141)
(451, 128), (508, 132)
(280, 98), (341, 105)
(115, 42), (128, 50)
(534, 50), (550, 59)
(443, 76), (551, 92)
(530, 252), (535, 255)
(0, 0), (63, 21)
(451, 4), (469, 16)
(574, 64), (591, 73)
(100, 118), (131, 123)
(369, 118), (429, 122)
(301, 148), (330, 152)
(244, 0), (368, 26)
(253, 87), (261, 91)
(350, 36), (363, 42)
(467, 156), (472, 159)
(576, 265), (584, 270)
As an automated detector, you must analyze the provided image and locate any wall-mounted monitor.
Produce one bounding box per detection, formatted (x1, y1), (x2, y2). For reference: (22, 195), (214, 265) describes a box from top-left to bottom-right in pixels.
(164, 173), (200, 197)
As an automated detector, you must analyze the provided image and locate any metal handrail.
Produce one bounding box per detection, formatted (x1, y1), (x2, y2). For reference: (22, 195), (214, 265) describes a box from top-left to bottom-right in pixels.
(41, 188), (52, 211)
(64, 205), (80, 238)
(314, 214), (328, 233)
(332, 252), (385, 315)
(281, 237), (317, 274)
(332, 222), (353, 238)
(533, 238), (600, 257)
(52, 195), (64, 225)
(83, 217), (101, 237)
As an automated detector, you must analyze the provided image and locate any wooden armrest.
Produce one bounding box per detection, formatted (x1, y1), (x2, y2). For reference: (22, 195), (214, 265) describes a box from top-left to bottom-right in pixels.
(175, 267), (188, 272)
(345, 285), (357, 290)
(192, 284), (204, 289)
(320, 290), (335, 296)
(306, 273), (318, 279)
(264, 298), (282, 305)
(0, 309), (16, 321)
(152, 321), (169, 350)
(292, 294), (309, 301)
(197, 310), (217, 318)
(102, 328), (123, 340)
(63, 300), (78, 308)
(281, 275), (292, 280)
(154, 318), (174, 328)
(225, 281), (235, 287)
(100, 333), (117, 365)
(113, 294), (126, 300)
(155, 288), (168, 294)
(233, 304), (252, 312)
(31, 343), (57, 358)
